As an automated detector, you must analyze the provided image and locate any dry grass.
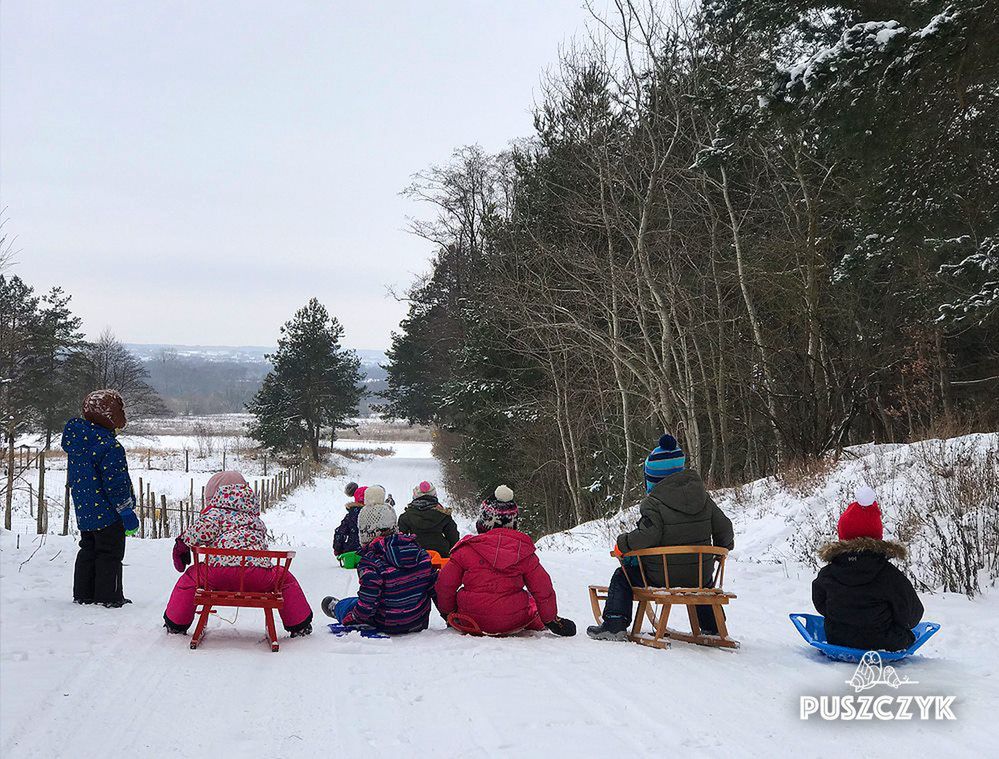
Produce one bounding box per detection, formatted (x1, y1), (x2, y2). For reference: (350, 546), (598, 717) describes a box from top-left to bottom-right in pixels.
(336, 420), (433, 442)
(334, 446), (395, 461)
(776, 454), (840, 498)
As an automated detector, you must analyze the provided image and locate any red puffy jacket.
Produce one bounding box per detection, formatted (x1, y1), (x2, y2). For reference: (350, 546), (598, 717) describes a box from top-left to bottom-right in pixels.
(435, 528), (558, 634)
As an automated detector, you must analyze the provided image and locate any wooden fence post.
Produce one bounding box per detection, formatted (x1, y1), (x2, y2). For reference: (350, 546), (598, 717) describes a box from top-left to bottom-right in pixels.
(138, 476), (145, 538)
(151, 490), (157, 539)
(4, 430), (14, 531)
(161, 494), (169, 537)
(63, 481), (71, 536)
(185, 450), (189, 473)
(36, 451), (46, 534)
(29, 483), (34, 517)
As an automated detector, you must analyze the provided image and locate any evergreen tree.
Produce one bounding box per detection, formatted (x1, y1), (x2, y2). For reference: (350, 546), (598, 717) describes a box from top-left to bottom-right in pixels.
(0, 275), (41, 450)
(32, 287), (86, 448)
(248, 298), (362, 462)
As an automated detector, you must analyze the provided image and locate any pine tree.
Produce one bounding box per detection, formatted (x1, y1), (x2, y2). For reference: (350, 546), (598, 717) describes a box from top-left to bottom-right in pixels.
(247, 298), (362, 462)
(0, 275), (41, 450)
(32, 287), (86, 448)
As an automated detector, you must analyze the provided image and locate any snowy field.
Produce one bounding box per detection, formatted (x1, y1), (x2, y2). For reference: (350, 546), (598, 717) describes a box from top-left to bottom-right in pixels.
(2, 438), (997, 757)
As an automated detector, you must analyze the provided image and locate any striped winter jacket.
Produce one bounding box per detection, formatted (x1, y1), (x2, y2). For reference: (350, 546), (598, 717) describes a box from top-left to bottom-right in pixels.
(342, 533), (435, 634)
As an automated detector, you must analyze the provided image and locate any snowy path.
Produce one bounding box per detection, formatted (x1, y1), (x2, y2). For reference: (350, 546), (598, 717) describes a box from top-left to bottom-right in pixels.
(2, 446), (995, 757)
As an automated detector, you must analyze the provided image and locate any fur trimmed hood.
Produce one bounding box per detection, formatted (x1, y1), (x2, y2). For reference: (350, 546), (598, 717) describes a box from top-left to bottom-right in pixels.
(819, 537), (907, 563)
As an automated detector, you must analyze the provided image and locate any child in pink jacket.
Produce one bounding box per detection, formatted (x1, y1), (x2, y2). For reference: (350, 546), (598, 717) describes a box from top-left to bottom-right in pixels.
(163, 471), (313, 636)
(435, 486), (575, 637)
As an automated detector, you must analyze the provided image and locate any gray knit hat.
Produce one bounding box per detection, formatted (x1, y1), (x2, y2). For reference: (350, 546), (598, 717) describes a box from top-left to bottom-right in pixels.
(357, 485), (397, 546)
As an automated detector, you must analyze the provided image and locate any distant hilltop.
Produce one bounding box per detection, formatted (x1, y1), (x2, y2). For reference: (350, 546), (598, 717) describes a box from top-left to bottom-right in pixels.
(125, 343), (387, 367)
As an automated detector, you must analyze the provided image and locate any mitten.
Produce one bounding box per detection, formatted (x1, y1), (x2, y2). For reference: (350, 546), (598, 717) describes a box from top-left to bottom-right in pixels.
(545, 616), (577, 637)
(172, 538), (191, 572)
(120, 507), (140, 536)
(611, 543), (624, 558)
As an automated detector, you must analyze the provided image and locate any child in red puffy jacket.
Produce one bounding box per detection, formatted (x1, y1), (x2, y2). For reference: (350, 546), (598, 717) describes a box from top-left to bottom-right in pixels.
(435, 486), (575, 636)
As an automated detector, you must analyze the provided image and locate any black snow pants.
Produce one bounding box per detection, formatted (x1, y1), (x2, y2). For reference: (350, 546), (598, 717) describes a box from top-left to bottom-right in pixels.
(73, 520), (126, 603)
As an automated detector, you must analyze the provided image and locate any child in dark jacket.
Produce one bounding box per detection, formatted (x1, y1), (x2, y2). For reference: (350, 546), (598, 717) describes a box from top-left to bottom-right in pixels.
(587, 435), (734, 641)
(333, 483), (365, 563)
(398, 480), (460, 557)
(321, 486), (436, 634)
(812, 486), (924, 651)
(435, 486), (575, 637)
(61, 390), (140, 607)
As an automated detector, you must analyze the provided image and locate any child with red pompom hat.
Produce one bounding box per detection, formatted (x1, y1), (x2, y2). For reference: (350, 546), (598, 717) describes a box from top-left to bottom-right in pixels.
(812, 486), (924, 651)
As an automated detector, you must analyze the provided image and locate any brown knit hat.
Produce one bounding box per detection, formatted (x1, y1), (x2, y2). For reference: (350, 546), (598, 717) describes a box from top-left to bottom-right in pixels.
(82, 389), (127, 430)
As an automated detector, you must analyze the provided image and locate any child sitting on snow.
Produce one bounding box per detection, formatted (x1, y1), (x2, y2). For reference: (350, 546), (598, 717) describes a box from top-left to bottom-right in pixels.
(163, 471), (313, 637)
(813, 486), (924, 651)
(435, 486), (576, 637)
(398, 480), (460, 557)
(333, 482), (365, 566)
(321, 485), (436, 634)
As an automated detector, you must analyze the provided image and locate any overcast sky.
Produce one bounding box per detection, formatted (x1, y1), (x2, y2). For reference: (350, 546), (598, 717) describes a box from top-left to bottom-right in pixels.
(1, 1), (591, 349)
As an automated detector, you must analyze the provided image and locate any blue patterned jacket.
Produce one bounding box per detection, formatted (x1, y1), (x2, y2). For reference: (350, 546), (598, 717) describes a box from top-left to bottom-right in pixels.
(61, 417), (135, 531)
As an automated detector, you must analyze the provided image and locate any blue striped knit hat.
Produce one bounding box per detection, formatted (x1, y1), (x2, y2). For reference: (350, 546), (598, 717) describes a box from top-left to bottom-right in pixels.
(644, 434), (686, 491)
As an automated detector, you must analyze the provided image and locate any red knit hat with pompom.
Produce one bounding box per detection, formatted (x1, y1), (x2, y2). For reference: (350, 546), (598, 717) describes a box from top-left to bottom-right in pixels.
(837, 486), (883, 541)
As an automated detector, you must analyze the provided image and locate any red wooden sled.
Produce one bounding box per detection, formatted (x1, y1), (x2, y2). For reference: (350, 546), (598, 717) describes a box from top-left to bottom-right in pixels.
(446, 612), (530, 637)
(189, 547), (296, 652)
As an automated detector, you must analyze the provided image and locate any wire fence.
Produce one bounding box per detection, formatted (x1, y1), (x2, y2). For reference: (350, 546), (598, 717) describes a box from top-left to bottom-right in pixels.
(3, 447), (316, 537)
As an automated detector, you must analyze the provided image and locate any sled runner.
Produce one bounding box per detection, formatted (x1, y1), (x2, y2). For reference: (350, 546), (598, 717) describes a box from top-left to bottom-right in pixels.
(189, 547), (296, 652)
(588, 545), (738, 650)
(789, 613), (941, 663)
(327, 623), (390, 640)
(446, 612), (529, 637)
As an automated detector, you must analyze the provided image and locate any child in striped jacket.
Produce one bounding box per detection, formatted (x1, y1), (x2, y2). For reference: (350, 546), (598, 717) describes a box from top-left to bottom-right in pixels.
(321, 485), (435, 634)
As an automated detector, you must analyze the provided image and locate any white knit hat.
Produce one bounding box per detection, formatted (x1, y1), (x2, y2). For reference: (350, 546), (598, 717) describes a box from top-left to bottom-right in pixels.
(363, 485), (387, 506)
(357, 500), (397, 546)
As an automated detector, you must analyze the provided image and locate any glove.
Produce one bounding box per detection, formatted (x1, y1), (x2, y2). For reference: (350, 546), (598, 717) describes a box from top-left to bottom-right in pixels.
(611, 544), (624, 558)
(120, 507), (140, 536)
(172, 538), (191, 572)
(545, 617), (577, 637)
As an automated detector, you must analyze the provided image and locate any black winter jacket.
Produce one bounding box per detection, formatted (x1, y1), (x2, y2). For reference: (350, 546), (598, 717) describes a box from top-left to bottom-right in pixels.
(333, 503), (362, 556)
(812, 538), (924, 651)
(398, 495), (460, 557)
(616, 469), (734, 588)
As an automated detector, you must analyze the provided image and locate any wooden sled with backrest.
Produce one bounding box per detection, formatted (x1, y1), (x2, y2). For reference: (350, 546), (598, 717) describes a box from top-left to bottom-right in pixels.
(189, 546), (296, 652)
(588, 545), (738, 650)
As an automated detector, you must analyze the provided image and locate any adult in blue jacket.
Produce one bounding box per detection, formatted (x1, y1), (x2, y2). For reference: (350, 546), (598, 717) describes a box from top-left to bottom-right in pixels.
(61, 390), (139, 607)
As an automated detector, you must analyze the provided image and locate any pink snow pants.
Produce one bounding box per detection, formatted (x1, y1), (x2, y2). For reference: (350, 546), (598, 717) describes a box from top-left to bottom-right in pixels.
(164, 564), (312, 630)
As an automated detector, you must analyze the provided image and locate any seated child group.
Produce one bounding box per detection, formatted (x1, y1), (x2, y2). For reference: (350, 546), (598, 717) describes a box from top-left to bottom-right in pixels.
(65, 389), (926, 650)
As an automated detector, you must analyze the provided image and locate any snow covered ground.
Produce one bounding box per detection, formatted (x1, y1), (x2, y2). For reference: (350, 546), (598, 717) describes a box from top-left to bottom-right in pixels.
(2, 438), (997, 757)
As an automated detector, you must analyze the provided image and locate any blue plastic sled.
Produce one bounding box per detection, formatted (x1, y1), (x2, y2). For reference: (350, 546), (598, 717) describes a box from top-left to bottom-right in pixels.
(327, 623), (390, 640)
(789, 613), (940, 663)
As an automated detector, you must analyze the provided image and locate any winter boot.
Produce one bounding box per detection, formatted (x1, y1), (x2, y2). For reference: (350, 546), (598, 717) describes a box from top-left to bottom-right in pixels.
(321, 596), (340, 619)
(100, 597), (133, 608)
(287, 613), (314, 638)
(163, 614), (190, 635)
(73, 598), (95, 605)
(586, 617), (629, 641)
